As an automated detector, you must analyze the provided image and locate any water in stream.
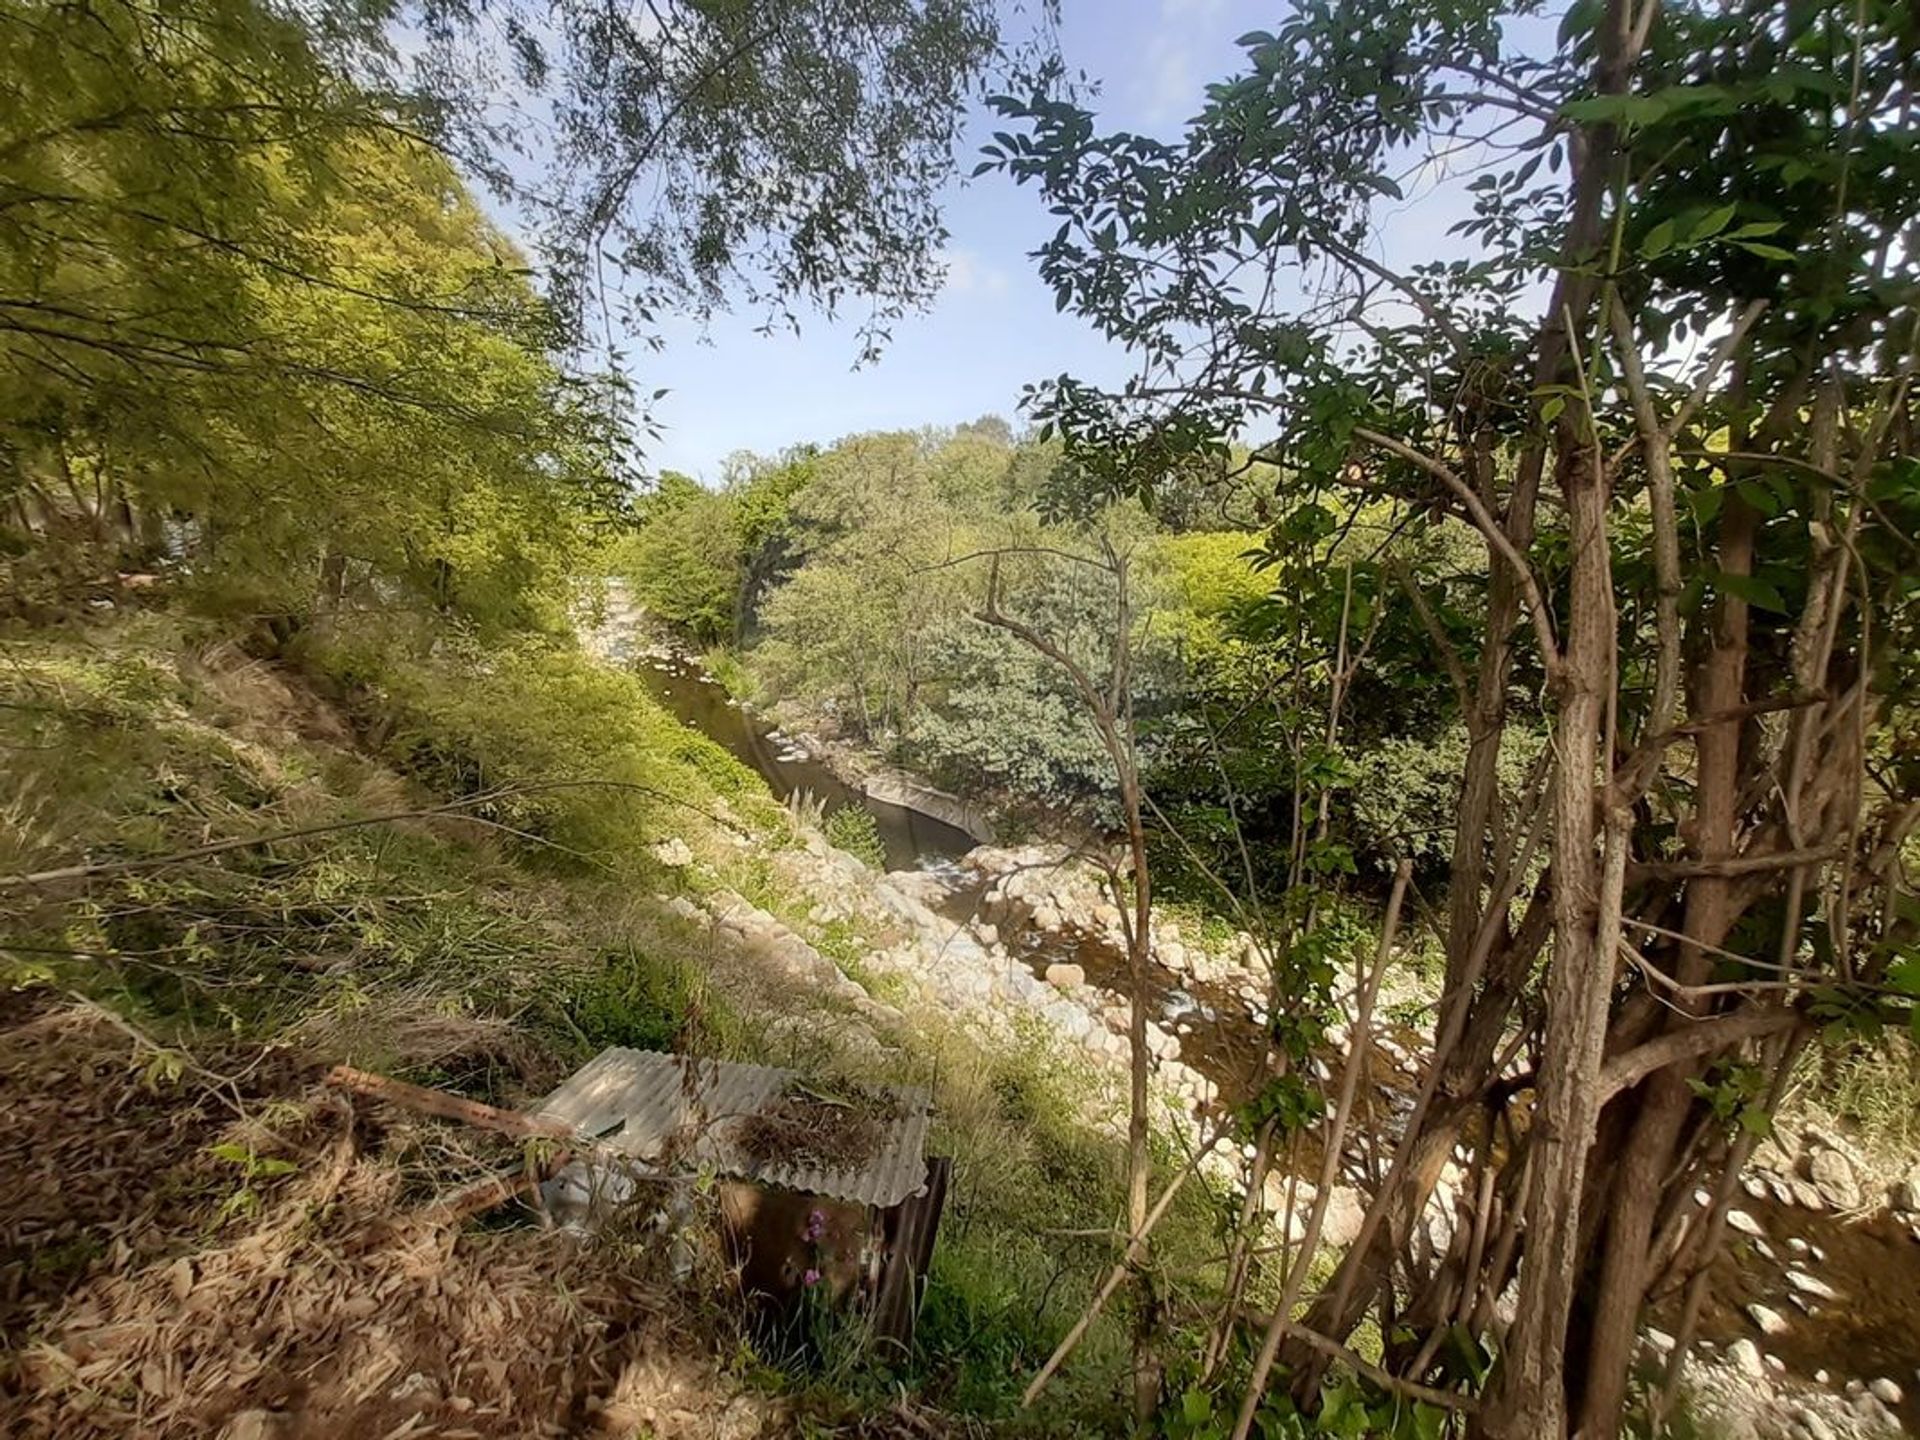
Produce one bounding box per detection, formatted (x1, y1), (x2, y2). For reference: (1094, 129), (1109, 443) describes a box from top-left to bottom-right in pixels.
(631, 652), (977, 872)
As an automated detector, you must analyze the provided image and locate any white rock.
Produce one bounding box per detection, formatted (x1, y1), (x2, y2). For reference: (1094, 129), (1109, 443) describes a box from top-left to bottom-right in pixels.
(1786, 1270), (1838, 1301)
(1727, 1209), (1765, 1237)
(1044, 961), (1086, 989)
(650, 836), (695, 867)
(1787, 1237), (1810, 1255)
(1747, 1302), (1790, 1336)
(1645, 1328), (1676, 1353)
(1742, 1175), (1770, 1200)
(1868, 1377), (1903, 1406)
(1765, 1354), (1785, 1374)
(1809, 1147), (1862, 1210)
(1895, 1162), (1920, 1213)
(1729, 1338), (1766, 1377)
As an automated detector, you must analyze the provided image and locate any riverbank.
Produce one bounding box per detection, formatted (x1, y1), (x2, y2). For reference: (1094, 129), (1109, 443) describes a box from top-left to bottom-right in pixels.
(588, 587), (1920, 1440)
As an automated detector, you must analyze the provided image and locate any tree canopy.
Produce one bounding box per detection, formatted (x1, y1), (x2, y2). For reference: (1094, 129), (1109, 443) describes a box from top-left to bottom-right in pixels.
(986, 0), (1920, 1431)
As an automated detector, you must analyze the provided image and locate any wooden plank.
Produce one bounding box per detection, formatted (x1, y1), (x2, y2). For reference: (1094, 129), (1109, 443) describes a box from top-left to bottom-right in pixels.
(420, 1146), (575, 1225)
(869, 1155), (951, 1353)
(325, 1065), (572, 1140)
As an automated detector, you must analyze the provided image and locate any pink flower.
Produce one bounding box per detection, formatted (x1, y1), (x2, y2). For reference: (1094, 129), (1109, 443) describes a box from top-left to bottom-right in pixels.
(803, 1267), (821, 1287)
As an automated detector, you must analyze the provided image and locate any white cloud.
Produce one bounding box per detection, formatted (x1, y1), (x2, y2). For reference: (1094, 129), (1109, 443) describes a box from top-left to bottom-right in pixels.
(1137, 0), (1229, 123)
(942, 248), (1010, 298)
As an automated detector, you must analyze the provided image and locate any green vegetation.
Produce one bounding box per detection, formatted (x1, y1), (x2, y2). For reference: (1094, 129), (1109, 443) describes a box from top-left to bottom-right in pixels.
(5, 0), (1919, 1435)
(821, 806), (886, 870)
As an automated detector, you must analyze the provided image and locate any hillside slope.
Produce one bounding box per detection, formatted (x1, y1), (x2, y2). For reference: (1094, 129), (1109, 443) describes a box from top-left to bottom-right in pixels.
(0, 604), (1213, 1437)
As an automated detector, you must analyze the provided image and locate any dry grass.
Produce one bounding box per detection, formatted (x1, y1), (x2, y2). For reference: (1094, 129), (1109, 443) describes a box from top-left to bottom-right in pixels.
(0, 994), (779, 1440)
(735, 1081), (903, 1173)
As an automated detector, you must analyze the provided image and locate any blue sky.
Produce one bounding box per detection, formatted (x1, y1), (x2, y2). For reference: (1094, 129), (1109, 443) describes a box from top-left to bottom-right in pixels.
(636, 0), (1284, 481)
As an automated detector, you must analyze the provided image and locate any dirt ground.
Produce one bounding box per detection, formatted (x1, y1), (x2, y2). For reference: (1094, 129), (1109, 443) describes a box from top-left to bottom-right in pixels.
(0, 992), (779, 1439)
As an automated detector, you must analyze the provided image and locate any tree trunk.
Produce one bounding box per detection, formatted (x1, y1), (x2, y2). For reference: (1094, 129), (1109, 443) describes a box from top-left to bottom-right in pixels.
(1574, 489), (1757, 1436)
(1479, 434), (1619, 1439)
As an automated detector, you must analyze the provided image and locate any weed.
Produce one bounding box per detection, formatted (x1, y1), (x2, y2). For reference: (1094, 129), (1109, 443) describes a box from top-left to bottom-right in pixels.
(821, 805), (885, 869)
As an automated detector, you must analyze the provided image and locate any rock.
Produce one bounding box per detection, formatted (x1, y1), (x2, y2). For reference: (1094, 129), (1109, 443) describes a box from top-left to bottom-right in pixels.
(1747, 1302), (1790, 1336)
(1729, 1338), (1766, 1377)
(1645, 1328), (1676, 1354)
(651, 836), (695, 868)
(1765, 1354), (1785, 1374)
(1044, 962), (1085, 989)
(1786, 1270), (1838, 1301)
(1727, 1209), (1765, 1237)
(1787, 1236), (1810, 1255)
(1030, 901), (1061, 932)
(1869, 1377), (1903, 1406)
(220, 1415), (293, 1440)
(1788, 1178), (1827, 1212)
(1742, 1175), (1770, 1200)
(1895, 1163), (1920, 1214)
(1809, 1147), (1862, 1210)
(1796, 1409), (1836, 1440)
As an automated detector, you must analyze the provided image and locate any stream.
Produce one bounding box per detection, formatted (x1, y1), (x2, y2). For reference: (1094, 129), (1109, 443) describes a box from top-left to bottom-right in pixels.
(631, 652), (977, 872)
(631, 647), (1275, 1107)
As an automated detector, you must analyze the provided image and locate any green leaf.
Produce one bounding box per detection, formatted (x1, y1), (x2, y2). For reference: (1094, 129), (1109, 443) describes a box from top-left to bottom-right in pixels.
(1715, 571), (1788, 613)
(1691, 202), (1738, 239)
(1641, 217), (1678, 259)
(1732, 241), (1796, 262)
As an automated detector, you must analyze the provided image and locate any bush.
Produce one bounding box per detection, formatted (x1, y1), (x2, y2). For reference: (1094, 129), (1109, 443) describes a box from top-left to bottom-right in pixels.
(305, 621), (784, 873)
(821, 805), (885, 868)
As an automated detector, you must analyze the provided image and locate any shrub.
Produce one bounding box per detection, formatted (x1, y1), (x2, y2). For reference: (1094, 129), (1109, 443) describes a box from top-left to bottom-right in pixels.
(821, 805), (885, 868)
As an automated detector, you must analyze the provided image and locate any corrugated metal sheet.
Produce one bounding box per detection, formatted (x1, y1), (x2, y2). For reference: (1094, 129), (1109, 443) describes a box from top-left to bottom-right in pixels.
(534, 1048), (933, 1208)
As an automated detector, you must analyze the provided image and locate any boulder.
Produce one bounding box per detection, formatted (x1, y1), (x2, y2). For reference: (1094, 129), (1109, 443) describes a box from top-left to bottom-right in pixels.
(1044, 962), (1086, 989)
(1786, 1270), (1838, 1302)
(1868, 1377), (1903, 1407)
(1787, 1178), (1827, 1212)
(1808, 1147), (1862, 1210)
(1729, 1339), (1766, 1378)
(1747, 1302), (1790, 1336)
(1894, 1163), (1920, 1214)
(651, 836), (695, 868)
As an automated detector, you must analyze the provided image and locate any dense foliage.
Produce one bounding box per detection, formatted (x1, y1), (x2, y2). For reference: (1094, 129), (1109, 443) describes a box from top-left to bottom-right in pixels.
(987, 0), (1920, 1431)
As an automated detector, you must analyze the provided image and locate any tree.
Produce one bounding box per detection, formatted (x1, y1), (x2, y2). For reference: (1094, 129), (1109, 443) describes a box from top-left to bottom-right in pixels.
(3, 0), (1042, 619)
(401, 0), (1028, 355)
(989, 0), (1920, 1432)
(616, 475), (740, 644)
